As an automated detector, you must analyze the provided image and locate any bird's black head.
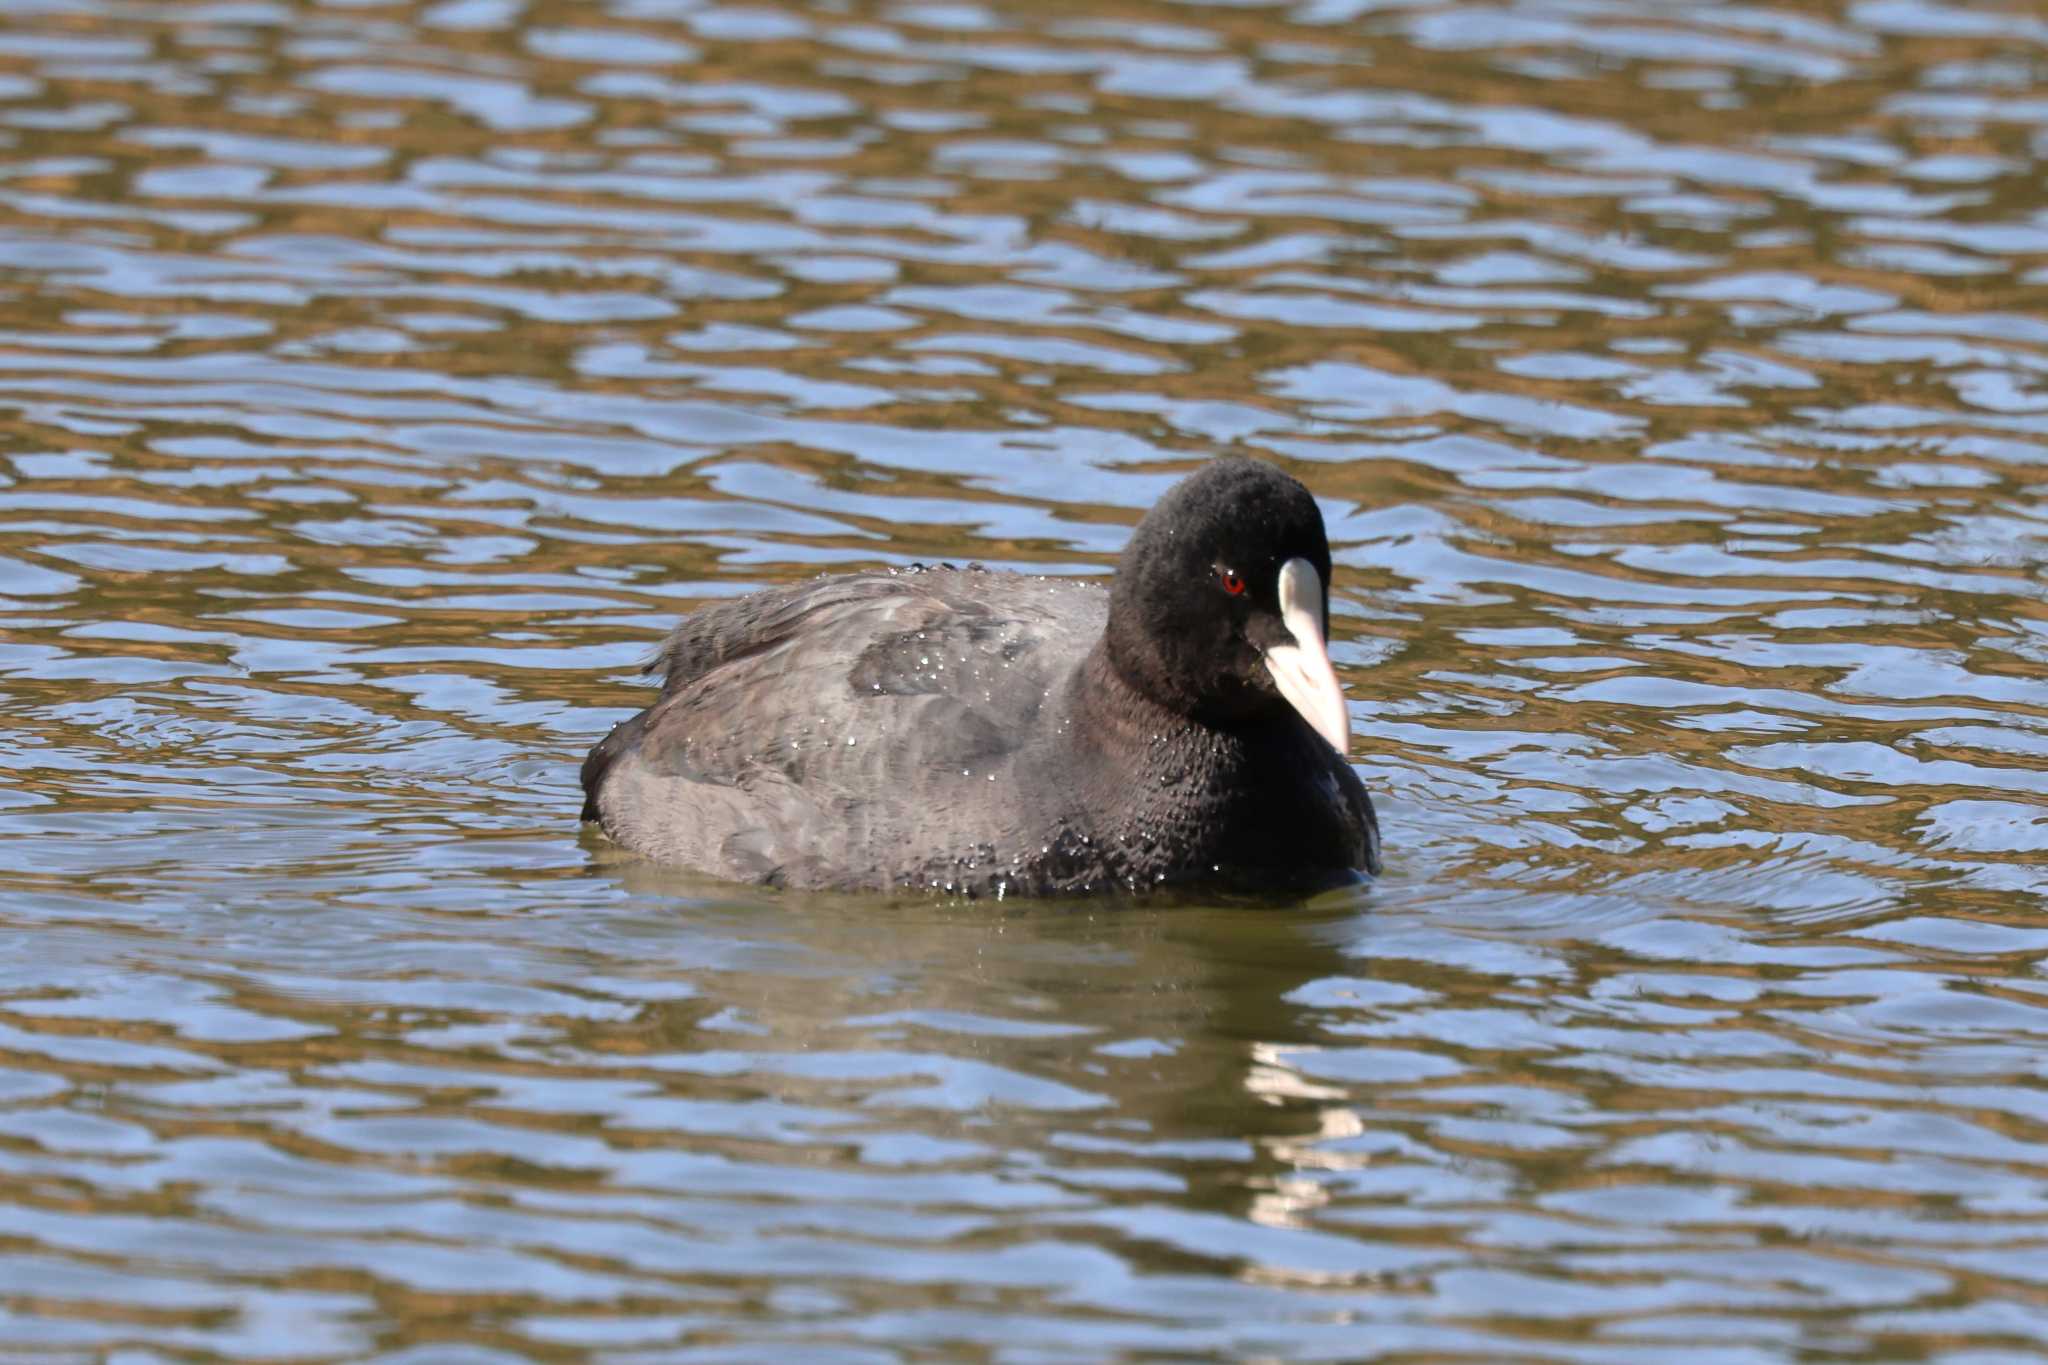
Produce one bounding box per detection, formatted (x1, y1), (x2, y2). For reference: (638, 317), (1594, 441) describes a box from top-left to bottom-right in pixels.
(1105, 457), (1350, 752)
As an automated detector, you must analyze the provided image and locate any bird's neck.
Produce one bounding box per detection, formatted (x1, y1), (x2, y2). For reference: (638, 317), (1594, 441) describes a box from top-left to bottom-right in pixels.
(1048, 644), (1252, 799)
(1002, 643), (1331, 894)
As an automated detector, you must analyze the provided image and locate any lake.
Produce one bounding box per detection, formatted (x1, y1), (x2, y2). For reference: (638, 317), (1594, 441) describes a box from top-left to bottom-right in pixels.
(2, 0), (2046, 1358)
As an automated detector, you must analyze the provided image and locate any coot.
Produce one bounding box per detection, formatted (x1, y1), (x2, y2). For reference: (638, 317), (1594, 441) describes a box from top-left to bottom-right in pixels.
(581, 457), (1380, 895)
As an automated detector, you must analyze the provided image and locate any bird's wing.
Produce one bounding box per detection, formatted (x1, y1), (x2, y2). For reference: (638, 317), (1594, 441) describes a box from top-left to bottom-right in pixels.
(584, 570), (1102, 887)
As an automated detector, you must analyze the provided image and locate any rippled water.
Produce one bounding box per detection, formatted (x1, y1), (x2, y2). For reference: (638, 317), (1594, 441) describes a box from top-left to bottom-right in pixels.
(3, 0), (2047, 1356)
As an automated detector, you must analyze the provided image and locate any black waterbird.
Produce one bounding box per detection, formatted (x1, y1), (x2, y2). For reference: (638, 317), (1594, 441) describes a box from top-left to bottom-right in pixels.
(581, 457), (1381, 896)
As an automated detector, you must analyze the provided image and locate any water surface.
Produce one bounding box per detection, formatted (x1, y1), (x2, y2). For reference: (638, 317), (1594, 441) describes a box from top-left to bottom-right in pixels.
(2, 0), (2047, 1357)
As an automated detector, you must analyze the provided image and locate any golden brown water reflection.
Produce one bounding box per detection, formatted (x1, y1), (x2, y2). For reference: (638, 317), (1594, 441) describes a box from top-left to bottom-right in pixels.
(3, 0), (2047, 1357)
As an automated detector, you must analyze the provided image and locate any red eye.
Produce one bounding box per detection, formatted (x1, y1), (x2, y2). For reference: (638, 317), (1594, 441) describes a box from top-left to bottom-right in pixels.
(1217, 567), (1246, 596)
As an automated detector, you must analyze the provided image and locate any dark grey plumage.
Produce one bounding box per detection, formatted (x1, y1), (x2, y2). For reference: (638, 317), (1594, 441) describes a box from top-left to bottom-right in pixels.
(581, 458), (1381, 896)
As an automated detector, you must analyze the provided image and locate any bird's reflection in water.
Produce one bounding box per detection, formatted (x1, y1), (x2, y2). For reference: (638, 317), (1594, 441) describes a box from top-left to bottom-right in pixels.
(591, 856), (1396, 1282)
